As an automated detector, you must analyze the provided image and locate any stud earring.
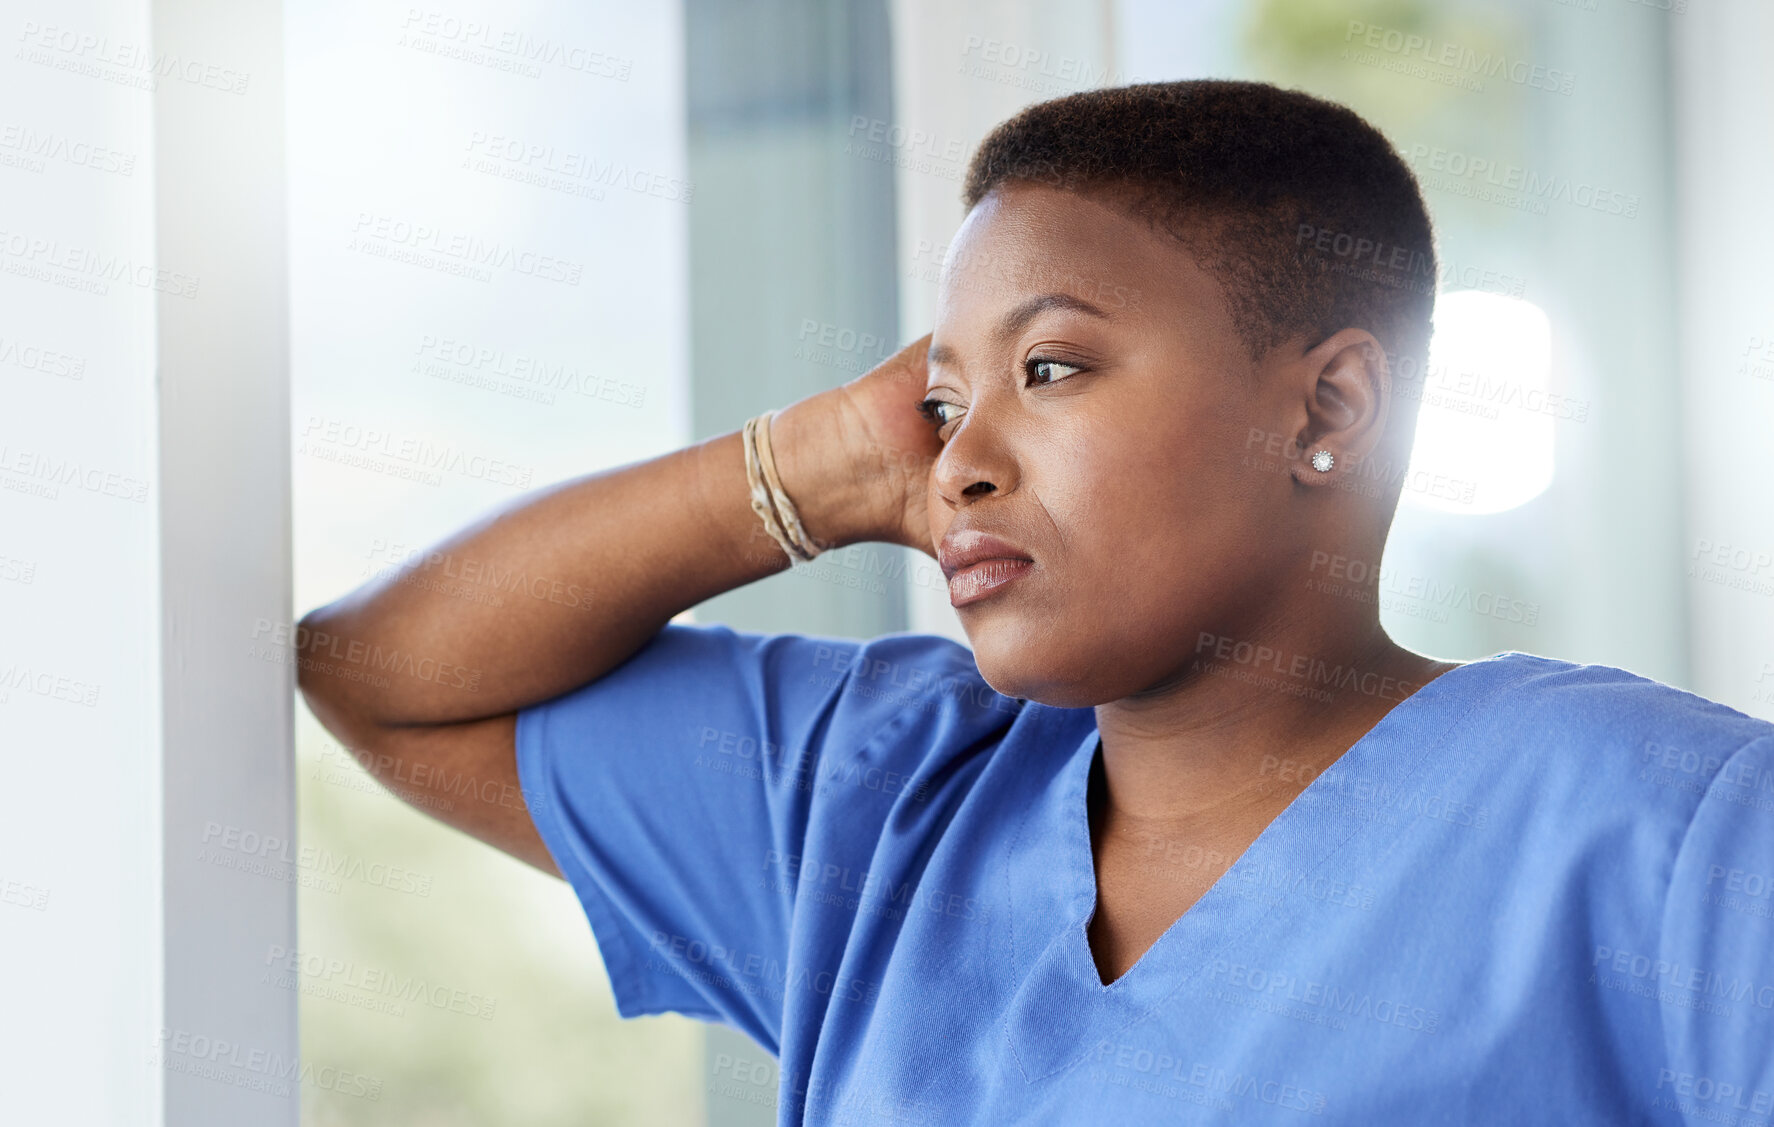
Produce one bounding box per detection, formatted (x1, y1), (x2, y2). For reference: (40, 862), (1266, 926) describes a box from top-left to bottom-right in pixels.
(1310, 449), (1335, 473)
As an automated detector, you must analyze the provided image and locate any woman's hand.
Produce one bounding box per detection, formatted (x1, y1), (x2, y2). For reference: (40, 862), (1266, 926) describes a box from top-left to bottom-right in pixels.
(836, 334), (944, 557)
(772, 334), (944, 558)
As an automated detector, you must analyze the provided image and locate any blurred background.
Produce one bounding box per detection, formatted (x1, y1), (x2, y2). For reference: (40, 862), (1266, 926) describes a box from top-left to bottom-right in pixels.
(5, 0), (1771, 1124)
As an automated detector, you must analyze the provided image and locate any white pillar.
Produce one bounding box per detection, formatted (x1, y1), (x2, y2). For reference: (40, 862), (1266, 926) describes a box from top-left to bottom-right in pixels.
(0, 1), (297, 1124)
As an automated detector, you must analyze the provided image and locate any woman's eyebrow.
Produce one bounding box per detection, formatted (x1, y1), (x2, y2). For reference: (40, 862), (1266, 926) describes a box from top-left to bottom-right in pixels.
(927, 292), (1113, 373)
(996, 292), (1112, 343)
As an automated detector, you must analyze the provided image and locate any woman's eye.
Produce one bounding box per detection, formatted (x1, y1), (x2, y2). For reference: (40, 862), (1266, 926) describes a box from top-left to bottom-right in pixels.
(1026, 358), (1083, 385)
(917, 398), (962, 429)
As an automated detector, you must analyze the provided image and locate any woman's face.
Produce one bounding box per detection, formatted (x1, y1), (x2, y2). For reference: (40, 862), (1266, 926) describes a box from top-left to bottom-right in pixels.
(923, 182), (1306, 709)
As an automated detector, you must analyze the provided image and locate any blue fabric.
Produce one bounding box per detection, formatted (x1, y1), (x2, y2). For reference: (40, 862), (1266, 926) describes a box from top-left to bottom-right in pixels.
(516, 623), (1774, 1125)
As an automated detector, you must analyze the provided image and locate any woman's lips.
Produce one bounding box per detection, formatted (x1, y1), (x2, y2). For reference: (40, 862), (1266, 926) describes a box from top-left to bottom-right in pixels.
(938, 529), (1035, 607)
(947, 558), (1034, 607)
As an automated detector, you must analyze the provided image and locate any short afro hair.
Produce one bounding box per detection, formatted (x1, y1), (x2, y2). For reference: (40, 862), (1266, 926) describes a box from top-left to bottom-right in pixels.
(962, 80), (1437, 377)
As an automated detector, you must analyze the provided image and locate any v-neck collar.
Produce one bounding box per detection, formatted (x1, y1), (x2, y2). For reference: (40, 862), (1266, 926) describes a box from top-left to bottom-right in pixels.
(999, 651), (1528, 1082)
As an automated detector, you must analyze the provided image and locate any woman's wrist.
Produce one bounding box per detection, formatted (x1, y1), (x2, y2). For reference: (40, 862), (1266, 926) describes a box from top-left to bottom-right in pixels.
(766, 391), (901, 552)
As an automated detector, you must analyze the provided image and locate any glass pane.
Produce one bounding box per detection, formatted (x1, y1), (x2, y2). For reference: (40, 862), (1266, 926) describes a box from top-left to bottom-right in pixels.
(287, 2), (702, 1122)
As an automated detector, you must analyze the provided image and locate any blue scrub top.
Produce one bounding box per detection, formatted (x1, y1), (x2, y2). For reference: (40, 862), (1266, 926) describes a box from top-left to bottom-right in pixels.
(516, 623), (1774, 1125)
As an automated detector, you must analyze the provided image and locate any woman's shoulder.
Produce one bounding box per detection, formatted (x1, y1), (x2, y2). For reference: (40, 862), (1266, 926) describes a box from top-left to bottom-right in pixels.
(1477, 649), (1773, 750)
(797, 627), (1021, 715)
(725, 625), (1034, 777)
(1459, 649), (1774, 816)
(1435, 654), (1774, 947)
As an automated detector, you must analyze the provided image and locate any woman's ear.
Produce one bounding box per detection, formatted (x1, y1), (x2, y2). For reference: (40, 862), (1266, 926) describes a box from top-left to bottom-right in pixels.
(1288, 328), (1391, 487)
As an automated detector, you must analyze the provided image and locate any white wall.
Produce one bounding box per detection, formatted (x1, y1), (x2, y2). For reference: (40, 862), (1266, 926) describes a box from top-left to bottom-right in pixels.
(1672, 0), (1774, 718)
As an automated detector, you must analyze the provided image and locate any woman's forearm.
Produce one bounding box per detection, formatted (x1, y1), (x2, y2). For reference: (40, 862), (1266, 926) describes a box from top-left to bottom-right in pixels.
(294, 388), (900, 728)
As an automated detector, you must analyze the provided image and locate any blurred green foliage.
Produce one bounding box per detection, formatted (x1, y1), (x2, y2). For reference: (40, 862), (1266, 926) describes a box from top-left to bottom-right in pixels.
(1240, 0), (1535, 230)
(295, 716), (705, 1126)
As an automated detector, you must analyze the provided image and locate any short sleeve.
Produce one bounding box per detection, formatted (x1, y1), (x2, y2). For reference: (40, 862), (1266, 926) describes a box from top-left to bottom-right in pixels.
(514, 620), (1020, 1052)
(1657, 735), (1774, 1122)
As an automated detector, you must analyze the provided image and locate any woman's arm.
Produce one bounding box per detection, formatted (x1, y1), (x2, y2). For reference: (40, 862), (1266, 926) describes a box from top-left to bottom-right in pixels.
(294, 337), (937, 873)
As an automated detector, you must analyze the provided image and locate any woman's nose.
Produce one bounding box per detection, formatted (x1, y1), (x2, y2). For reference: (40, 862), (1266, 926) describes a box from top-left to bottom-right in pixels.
(932, 413), (1018, 507)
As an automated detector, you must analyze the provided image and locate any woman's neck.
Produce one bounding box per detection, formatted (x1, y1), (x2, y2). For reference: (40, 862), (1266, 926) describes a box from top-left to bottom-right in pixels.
(1091, 626), (1458, 827)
